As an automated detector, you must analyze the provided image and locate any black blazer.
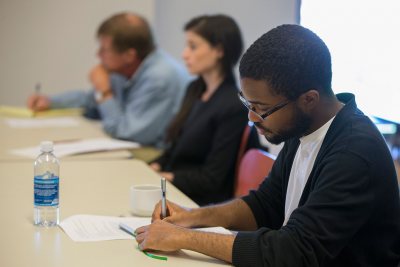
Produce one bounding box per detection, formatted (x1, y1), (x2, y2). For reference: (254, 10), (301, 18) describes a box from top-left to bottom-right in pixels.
(155, 78), (257, 205)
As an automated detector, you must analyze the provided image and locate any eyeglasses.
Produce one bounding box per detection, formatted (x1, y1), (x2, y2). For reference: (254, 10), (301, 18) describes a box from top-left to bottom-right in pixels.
(238, 91), (291, 120)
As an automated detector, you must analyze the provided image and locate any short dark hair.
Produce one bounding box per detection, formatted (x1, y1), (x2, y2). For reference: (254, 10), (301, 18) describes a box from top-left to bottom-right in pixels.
(239, 24), (333, 99)
(97, 13), (155, 60)
(184, 14), (243, 78)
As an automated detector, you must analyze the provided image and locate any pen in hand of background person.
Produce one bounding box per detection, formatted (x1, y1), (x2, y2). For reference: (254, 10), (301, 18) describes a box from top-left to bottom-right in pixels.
(27, 83), (51, 111)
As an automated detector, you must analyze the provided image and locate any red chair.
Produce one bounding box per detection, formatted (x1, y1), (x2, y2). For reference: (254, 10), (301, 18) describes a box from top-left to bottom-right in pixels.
(234, 148), (276, 197)
(235, 122), (252, 172)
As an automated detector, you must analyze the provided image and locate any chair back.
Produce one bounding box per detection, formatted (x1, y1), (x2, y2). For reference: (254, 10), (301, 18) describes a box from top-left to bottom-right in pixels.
(235, 122), (252, 170)
(234, 122), (260, 174)
(234, 148), (276, 197)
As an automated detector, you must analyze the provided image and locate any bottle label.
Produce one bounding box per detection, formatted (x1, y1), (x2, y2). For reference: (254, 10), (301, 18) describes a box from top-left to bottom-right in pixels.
(34, 175), (59, 206)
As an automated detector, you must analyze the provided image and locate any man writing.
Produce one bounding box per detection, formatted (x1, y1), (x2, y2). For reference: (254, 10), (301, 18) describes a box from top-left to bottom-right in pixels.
(135, 25), (400, 266)
(27, 13), (188, 147)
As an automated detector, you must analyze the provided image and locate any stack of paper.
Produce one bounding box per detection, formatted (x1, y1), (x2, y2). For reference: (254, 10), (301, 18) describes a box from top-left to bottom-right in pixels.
(10, 137), (140, 158)
(5, 117), (80, 128)
(0, 105), (82, 117)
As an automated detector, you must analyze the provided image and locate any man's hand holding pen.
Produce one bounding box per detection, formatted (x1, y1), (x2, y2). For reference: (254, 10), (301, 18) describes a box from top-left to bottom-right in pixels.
(135, 178), (197, 252)
(135, 219), (191, 252)
(135, 199), (195, 252)
(151, 200), (194, 227)
(27, 83), (50, 112)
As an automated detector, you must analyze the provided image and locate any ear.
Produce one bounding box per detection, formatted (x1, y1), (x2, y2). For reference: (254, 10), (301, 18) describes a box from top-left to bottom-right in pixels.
(298, 89), (319, 113)
(214, 44), (224, 59)
(123, 48), (138, 63)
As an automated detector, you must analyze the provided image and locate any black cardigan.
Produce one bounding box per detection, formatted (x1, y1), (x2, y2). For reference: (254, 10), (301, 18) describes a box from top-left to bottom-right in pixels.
(154, 79), (253, 205)
(233, 93), (400, 266)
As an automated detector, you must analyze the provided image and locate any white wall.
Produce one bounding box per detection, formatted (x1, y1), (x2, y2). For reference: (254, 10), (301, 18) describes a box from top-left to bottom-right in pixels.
(0, 0), (298, 106)
(153, 0), (298, 156)
(154, 0), (299, 65)
(0, 0), (154, 105)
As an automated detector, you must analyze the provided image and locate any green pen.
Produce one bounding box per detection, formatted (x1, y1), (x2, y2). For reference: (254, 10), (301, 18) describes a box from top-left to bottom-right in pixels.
(119, 223), (168, 261)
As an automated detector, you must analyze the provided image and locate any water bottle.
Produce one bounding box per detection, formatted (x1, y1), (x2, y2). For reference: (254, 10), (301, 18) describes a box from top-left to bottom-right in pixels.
(34, 141), (60, 227)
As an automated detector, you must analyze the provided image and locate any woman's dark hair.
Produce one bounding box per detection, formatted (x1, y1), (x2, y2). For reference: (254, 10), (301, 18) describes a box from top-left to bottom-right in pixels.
(240, 24), (333, 100)
(166, 14), (243, 143)
(185, 14), (243, 80)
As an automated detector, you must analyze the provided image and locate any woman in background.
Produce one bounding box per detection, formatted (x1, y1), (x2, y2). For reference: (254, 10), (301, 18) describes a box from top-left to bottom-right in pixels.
(150, 14), (258, 205)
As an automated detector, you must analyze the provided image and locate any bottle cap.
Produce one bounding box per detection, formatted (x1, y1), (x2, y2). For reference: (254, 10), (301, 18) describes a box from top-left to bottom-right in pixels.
(40, 141), (54, 152)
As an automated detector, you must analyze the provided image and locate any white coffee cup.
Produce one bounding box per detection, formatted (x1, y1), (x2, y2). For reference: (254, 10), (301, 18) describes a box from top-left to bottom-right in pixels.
(129, 184), (161, 217)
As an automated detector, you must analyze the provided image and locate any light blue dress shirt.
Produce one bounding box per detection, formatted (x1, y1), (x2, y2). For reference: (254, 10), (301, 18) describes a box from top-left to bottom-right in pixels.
(50, 50), (189, 147)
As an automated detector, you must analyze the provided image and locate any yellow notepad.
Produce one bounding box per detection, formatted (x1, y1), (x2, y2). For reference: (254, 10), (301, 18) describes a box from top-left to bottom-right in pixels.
(0, 106), (83, 117)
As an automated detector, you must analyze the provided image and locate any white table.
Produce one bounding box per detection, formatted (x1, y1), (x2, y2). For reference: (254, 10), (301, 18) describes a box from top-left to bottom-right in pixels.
(0, 159), (230, 266)
(0, 116), (132, 162)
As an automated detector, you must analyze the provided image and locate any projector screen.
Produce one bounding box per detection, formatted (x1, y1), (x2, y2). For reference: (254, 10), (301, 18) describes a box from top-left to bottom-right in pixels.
(301, 0), (400, 123)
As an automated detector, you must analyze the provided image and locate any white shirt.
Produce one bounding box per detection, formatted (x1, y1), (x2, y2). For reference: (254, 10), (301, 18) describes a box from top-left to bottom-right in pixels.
(283, 116), (335, 226)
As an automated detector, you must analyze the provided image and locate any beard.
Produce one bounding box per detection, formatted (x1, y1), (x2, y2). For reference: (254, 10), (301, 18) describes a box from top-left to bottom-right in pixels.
(256, 106), (312, 145)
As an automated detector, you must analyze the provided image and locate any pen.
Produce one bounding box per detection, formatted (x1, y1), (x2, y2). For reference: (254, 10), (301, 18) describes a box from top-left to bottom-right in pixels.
(119, 222), (136, 237)
(35, 82), (41, 95)
(161, 177), (167, 219)
(32, 83), (41, 115)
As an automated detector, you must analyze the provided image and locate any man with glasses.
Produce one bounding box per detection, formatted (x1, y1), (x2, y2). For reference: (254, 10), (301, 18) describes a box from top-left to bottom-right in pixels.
(134, 25), (400, 266)
(238, 91), (291, 121)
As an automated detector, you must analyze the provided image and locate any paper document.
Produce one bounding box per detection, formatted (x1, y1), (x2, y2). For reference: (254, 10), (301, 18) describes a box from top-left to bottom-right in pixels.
(59, 215), (151, 242)
(119, 221), (231, 236)
(59, 214), (232, 242)
(10, 137), (140, 158)
(5, 117), (80, 128)
(0, 105), (82, 117)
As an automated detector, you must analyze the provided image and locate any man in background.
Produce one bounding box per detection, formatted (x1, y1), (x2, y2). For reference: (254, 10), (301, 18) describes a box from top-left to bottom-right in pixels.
(27, 12), (188, 147)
